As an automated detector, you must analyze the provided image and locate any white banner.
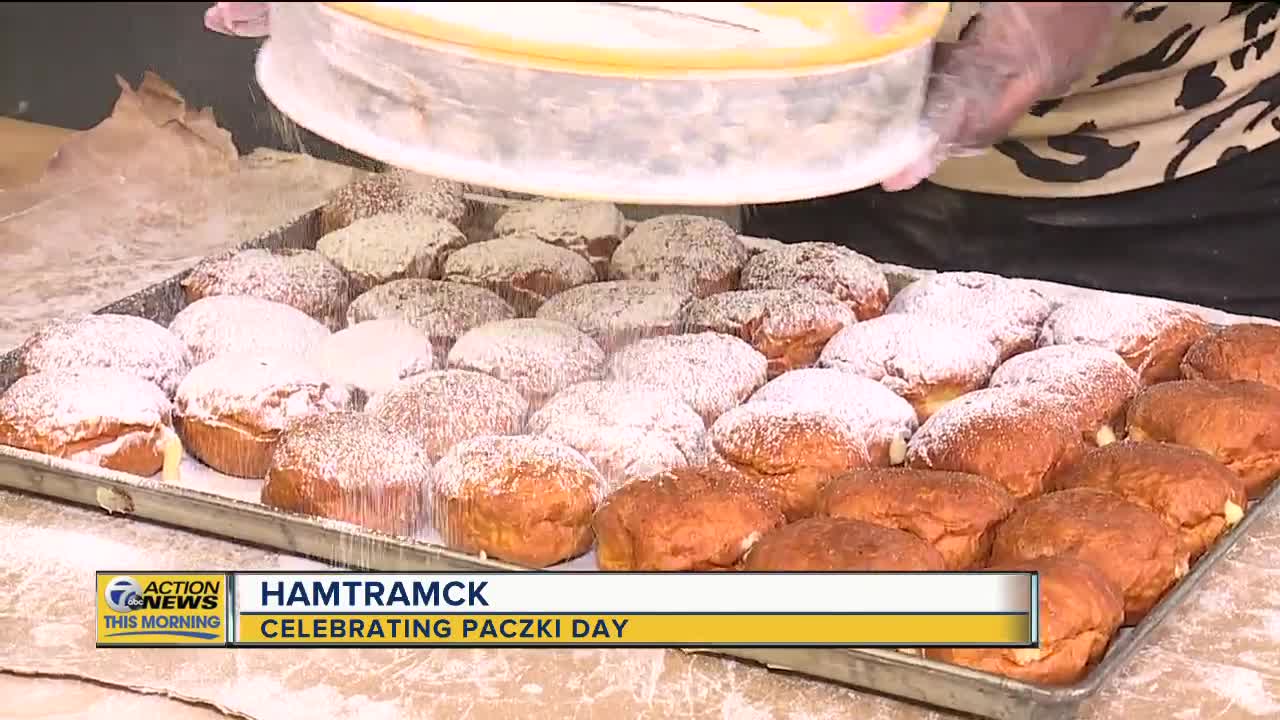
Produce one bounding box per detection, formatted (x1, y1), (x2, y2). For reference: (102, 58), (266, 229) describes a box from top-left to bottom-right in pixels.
(233, 572), (1034, 614)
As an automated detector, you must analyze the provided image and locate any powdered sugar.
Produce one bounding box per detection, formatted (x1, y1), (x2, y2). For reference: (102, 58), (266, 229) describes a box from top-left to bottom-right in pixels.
(310, 319), (436, 397)
(268, 411), (431, 495)
(739, 242), (889, 320)
(16, 313), (193, 397)
(710, 400), (867, 467)
(315, 212), (470, 291)
(607, 332), (768, 424)
(886, 272), (1053, 360)
(818, 313), (998, 398)
(431, 434), (606, 504)
(536, 281), (694, 352)
(609, 215), (748, 298)
(442, 236), (597, 314)
(990, 344), (1141, 401)
(168, 295), (331, 365)
(320, 169), (468, 233)
(174, 352), (352, 432)
(365, 369), (529, 461)
(492, 199), (627, 277)
(528, 380), (707, 490)
(0, 367), (170, 450)
(446, 319), (605, 406)
(346, 279), (516, 351)
(182, 248), (351, 329)
(748, 368), (918, 454)
(1037, 296), (1207, 375)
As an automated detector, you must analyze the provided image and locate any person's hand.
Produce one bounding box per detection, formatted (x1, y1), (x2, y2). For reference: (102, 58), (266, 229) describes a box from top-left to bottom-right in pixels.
(881, 2), (1128, 192)
(204, 2), (270, 38)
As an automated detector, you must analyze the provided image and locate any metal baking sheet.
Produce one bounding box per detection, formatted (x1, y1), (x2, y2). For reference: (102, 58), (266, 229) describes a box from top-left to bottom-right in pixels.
(0, 195), (1276, 720)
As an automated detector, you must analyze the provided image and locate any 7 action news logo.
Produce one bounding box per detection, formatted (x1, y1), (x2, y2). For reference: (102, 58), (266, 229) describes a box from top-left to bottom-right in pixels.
(102, 575), (220, 612)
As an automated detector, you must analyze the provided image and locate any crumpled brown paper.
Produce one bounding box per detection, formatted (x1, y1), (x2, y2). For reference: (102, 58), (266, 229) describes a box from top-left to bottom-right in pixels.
(1, 72), (238, 220)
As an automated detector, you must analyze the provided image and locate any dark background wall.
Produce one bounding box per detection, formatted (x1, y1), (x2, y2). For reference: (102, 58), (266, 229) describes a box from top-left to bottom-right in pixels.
(0, 2), (372, 165)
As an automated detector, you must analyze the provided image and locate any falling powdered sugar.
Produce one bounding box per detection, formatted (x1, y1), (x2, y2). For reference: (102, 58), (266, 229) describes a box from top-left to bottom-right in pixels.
(535, 281), (694, 352)
(739, 242), (889, 320)
(886, 272), (1053, 360)
(431, 434), (607, 505)
(168, 295), (331, 365)
(609, 215), (749, 298)
(16, 313), (193, 397)
(446, 318), (605, 407)
(607, 332), (768, 425)
(174, 352), (352, 433)
(818, 313), (998, 396)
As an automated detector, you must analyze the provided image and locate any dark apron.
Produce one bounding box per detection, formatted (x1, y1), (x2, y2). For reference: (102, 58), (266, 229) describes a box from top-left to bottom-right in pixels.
(743, 136), (1280, 319)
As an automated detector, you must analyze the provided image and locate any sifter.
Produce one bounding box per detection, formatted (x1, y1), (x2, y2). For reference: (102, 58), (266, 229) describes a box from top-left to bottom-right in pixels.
(256, 2), (949, 206)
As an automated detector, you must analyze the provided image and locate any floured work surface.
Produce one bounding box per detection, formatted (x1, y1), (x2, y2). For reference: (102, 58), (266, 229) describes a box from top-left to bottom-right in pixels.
(2, 188), (1280, 719)
(1, 487), (1278, 720)
(0, 72), (362, 352)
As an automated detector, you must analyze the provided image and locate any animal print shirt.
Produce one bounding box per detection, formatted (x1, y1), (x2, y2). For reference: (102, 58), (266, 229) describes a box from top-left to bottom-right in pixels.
(927, 2), (1280, 198)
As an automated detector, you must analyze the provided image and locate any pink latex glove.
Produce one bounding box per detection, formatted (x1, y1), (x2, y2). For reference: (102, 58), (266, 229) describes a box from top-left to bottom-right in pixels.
(204, 2), (271, 38)
(881, 2), (1128, 192)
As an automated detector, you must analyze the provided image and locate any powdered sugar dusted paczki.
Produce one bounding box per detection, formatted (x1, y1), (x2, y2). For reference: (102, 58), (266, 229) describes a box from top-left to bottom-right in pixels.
(748, 368), (918, 466)
(315, 212), (471, 292)
(905, 386), (1082, 500)
(609, 215), (749, 299)
(174, 352), (353, 434)
(310, 318), (437, 399)
(739, 242), (890, 321)
(1036, 295), (1212, 383)
(535, 280), (694, 352)
(16, 313), (193, 397)
(346, 279), (516, 353)
(182, 247), (352, 330)
(0, 367), (172, 473)
(492, 199), (627, 278)
(447, 318), (605, 408)
(442, 236), (597, 315)
(886, 272), (1054, 361)
(818, 313), (998, 419)
(168, 295), (331, 365)
(528, 380), (708, 492)
(365, 369), (529, 462)
(684, 288), (856, 377)
(607, 332), (768, 425)
(431, 434), (607, 504)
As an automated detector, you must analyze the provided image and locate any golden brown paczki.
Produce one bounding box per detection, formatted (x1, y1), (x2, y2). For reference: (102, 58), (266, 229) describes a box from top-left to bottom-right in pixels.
(1126, 379), (1280, 499)
(815, 467), (1017, 570)
(990, 487), (1189, 624)
(926, 557), (1124, 686)
(1053, 441), (1247, 559)
(1181, 323), (1280, 390)
(592, 466), (785, 571)
(708, 401), (872, 521)
(432, 435), (608, 568)
(741, 517), (947, 572)
(262, 412), (431, 536)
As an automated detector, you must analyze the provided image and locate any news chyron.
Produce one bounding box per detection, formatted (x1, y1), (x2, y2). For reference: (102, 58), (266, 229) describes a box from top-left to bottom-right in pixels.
(97, 571), (1037, 649)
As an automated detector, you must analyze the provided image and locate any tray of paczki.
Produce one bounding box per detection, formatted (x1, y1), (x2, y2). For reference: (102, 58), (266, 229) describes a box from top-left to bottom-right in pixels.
(1, 169), (1278, 720)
